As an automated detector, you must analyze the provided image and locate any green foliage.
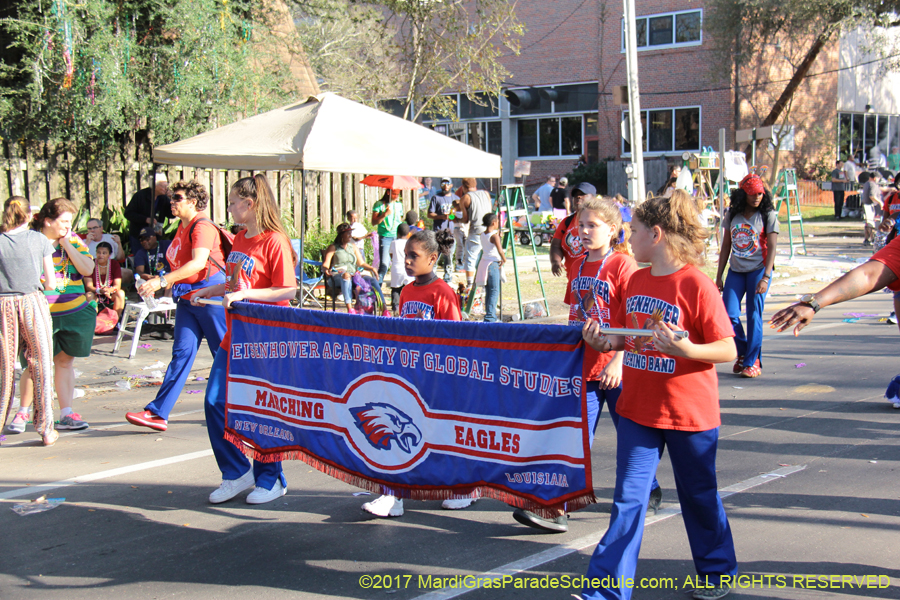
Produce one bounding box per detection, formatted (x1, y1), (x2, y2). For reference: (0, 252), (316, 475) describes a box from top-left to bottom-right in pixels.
(0, 0), (300, 150)
(566, 162), (608, 196)
(300, 219), (338, 277)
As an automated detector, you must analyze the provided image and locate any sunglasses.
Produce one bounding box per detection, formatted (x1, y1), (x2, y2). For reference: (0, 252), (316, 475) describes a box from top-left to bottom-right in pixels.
(171, 194), (187, 202)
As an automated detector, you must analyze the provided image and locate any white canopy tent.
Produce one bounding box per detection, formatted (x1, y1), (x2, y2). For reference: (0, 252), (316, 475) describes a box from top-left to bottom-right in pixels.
(154, 93), (502, 282)
(153, 92), (501, 177)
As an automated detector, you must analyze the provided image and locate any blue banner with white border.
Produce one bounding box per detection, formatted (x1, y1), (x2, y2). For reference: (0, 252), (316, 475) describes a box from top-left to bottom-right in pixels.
(224, 304), (594, 513)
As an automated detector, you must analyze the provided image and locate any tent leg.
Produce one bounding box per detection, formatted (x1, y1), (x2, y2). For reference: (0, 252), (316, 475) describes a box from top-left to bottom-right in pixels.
(300, 169), (306, 310)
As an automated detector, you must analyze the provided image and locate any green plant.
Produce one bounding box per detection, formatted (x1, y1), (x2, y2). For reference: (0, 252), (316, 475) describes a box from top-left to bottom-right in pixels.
(566, 162), (608, 195)
(301, 220), (338, 277)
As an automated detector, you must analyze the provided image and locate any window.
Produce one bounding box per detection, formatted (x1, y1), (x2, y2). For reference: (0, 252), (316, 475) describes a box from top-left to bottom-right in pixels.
(623, 107), (700, 155)
(509, 83), (597, 116)
(488, 122), (502, 155)
(432, 120), (501, 156)
(837, 112), (900, 160)
(518, 120), (538, 156)
(518, 116), (583, 158)
(459, 93), (499, 119)
(622, 10), (702, 50)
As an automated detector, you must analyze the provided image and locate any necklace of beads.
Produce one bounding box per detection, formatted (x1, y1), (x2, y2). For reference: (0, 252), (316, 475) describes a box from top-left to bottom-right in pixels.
(54, 247), (71, 293)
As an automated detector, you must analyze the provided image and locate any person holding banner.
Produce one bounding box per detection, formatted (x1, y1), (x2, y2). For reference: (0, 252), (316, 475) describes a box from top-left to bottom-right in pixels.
(192, 174), (296, 505)
(125, 181), (227, 432)
(362, 229), (468, 517)
(581, 194), (738, 600)
(513, 196), (663, 534)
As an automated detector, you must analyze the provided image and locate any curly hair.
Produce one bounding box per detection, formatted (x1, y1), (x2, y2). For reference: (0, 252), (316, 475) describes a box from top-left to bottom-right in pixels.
(170, 179), (209, 211)
(728, 187), (775, 224)
(408, 229), (454, 257)
(633, 189), (708, 266)
(31, 198), (78, 231)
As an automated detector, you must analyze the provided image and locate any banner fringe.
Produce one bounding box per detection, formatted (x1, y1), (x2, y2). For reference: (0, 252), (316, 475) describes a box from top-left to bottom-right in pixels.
(223, 430), (596, 517)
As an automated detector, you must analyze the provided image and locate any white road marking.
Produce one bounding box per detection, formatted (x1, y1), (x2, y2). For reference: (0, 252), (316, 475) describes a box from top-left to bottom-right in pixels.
(411, 465), (806, 600)
(0, 449), (213, 500)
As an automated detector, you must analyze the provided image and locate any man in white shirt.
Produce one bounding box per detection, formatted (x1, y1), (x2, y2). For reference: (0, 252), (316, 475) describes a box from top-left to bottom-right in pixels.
(531, 176), (556, 211)
(85, 218), (133, 286)
(844, 155), (859, 183)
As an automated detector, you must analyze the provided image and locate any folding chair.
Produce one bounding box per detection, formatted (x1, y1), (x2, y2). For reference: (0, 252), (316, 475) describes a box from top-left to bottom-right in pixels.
(292, 239), (325, 308)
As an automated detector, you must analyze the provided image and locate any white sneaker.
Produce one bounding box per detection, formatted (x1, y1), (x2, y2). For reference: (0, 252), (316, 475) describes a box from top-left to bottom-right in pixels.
(208, 470), (255, 504)
(362, 494), (404, 517)
(442, 497), (477, 510)
(246, 480), (287, 505)
(336, 294), (345, 303)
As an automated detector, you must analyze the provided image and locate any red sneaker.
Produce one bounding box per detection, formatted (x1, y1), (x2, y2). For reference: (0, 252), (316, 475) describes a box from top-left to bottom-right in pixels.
(125, 410), (168, 432)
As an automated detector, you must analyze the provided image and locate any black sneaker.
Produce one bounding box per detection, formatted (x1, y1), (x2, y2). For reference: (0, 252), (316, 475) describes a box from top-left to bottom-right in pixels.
(889, 312), (897, 325)
(512, 508), (568, 533)
(648, 486), (663, 514)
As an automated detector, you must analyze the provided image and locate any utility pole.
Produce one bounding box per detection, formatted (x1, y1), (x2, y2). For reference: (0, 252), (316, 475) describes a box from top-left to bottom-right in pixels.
(622, 0), (645, 203)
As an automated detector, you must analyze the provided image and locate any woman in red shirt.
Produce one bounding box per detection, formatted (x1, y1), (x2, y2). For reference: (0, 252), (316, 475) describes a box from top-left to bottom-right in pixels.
(192, 174), (296, 506)
(125, 180), (227, 432)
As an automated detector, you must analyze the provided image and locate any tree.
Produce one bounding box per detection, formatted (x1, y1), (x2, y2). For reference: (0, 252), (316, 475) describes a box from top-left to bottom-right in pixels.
(294, 0), (524, 122)
(0, 0), (313, 150)
(706, 0), (900, 135)
(294, 0), (400, 107)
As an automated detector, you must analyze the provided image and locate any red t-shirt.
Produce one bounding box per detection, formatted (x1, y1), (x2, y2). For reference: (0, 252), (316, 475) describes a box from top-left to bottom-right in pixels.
(221, 230), (296, 349)
(92, 259), (122, 289)
(883, 191), (900, 218)
(552, 215), (584, 273)
(398, 279), (462, 321)
(565, 252), (637, 379)
(614, 265), (734, 432)
(165, 215), (226, 284)
(870, 235), (900, 291)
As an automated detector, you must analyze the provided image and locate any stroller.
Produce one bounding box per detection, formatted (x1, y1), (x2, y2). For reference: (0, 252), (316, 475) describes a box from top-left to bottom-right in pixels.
(351, 272), (390, 317)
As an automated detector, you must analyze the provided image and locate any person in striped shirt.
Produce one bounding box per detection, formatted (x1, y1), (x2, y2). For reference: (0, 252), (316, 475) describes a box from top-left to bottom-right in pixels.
(18, 198), (96, 431)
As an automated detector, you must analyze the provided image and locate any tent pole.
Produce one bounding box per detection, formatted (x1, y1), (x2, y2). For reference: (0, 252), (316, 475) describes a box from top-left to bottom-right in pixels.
(300, 169), (306, 310)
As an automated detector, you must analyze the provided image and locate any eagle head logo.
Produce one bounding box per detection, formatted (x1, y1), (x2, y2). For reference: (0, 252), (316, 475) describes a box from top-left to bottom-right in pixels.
(350, 402), (423, 454)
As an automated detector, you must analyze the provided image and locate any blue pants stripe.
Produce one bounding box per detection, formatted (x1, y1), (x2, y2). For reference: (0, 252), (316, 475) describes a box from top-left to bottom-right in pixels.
(722, 266), (766, 367)
(205, 349), (285, 490)
(145, 298), (227, 420)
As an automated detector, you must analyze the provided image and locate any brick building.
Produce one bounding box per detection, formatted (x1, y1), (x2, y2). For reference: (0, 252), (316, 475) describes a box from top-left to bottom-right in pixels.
(424, 1), (900, 190)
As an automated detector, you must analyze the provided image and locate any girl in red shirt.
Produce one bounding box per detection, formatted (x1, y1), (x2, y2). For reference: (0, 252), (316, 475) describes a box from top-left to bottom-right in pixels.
(192, 174), (297, 506)
(362, 229), (467, 517)
(581, 193), (738, 600)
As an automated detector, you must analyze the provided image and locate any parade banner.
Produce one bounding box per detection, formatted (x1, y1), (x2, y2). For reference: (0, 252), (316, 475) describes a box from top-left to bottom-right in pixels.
(223, 304), (594, 513)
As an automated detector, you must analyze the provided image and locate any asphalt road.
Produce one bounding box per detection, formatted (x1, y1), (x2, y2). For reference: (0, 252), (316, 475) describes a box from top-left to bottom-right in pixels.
(1, 291), (899, 600)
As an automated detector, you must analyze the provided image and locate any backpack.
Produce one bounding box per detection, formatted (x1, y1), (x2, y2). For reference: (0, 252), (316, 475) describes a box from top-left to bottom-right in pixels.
(188, 217), (235, 278)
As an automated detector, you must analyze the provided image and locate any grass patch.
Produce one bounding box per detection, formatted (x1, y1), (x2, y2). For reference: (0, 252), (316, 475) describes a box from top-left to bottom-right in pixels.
(776, 204), (835, 223)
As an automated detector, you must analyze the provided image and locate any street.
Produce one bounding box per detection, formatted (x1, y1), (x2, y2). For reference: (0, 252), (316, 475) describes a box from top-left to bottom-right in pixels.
(1, 286), (899, 600)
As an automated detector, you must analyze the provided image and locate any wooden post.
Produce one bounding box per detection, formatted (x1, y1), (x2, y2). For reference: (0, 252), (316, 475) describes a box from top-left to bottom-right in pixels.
(69, 144), (87, 216)
(318, 172), (329, 229)
(213, 169), (226, 223)
(332, 172), (342, 226)
(292, 171), (303, 237)
(25, 141), (44, 203)
(8, 141), (24, 197)
(108, 152), (124, 211)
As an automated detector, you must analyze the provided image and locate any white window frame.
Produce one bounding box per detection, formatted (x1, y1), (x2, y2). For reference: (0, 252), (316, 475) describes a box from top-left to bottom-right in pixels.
(621, 9), (703, 52)
(621, 105), (702, 157)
